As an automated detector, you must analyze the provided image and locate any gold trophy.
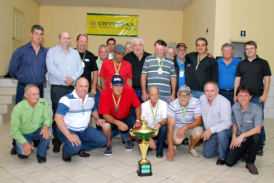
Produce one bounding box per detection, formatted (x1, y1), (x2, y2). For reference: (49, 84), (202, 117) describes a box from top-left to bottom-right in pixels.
(129, 117), (158, 176)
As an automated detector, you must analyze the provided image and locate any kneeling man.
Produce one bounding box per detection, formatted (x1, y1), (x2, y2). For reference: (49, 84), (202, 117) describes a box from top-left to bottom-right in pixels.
(225, 85), (263, 174)
(55, 77), (108, 162)
(200, 81), (232, 165)
(166, 85), (203, 161)
(10, 84), (52, 163)
(141, 86), (168, 158)
(99, 75), (141, 153)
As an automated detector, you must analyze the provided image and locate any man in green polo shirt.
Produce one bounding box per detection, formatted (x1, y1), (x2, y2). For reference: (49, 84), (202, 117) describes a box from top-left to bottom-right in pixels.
(10, 84), (53, 163)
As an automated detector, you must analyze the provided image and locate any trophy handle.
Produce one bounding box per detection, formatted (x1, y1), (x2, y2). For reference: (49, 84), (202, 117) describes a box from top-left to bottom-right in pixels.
(153, 128), (159, 136)
(129, 129), (135, 136)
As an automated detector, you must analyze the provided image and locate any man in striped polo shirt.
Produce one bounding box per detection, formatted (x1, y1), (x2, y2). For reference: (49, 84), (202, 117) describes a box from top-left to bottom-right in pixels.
(141, 39), (177, 103)
(166, 85), (203, 161)
(54, 77), (108, 162)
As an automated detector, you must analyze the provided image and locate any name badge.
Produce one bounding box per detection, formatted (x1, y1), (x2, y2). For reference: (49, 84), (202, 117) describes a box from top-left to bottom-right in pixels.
(84, 59), (89, 62)
(82, 62), (85, 68)
(158, 68), (162, 74)
(179, 71), (184, 77)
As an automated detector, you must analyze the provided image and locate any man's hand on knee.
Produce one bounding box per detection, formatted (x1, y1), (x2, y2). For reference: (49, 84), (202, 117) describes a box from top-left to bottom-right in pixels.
(22, 142), (34, 156)
(201, 129), (212, 141)
(68, 134), (81, 146)
(40, 125), (51, 140)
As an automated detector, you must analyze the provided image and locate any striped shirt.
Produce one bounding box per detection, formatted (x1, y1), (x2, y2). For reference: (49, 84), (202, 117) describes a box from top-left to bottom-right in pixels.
(200, 94), (232, 134)
(185, 52), (218, 91)
(9, 42), (47, 85)
(56, 90), (96, 131)
(167, 97), (201, 128)
(142, 54), (176, 97)
(46, 45), (83, 86)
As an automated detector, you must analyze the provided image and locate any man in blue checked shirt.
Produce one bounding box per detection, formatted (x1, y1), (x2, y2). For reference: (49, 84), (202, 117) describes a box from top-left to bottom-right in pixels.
(9, 25), (48, 155)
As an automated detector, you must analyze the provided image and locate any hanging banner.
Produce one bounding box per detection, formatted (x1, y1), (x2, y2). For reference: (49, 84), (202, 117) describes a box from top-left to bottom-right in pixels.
(86, 13), (138, 37)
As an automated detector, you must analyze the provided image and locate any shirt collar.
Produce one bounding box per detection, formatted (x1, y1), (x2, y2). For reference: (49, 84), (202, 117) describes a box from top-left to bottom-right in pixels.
(71, 89), (89, 104)
(23, 99), (43, 109)
(58, 45), (71, 53)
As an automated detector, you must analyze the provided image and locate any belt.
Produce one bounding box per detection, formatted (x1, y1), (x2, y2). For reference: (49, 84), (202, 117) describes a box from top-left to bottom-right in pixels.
(219, 89), (234, 92)
(18, 82), (44, 87)
(52, 84), (74, 89)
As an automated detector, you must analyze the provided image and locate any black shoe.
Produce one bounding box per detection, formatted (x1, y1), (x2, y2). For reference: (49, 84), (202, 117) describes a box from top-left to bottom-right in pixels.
(53, 144), (60, 153)
(257, 148), (263, 156)
(37, 154), (47, 163)
(18, 154), (28, 159)
(246, 163), (259, 174)
(10, 146), (17, 155)
(156, 152), (163, 158)
(182, 138), (189, 145)
(216, 159), (225, 166)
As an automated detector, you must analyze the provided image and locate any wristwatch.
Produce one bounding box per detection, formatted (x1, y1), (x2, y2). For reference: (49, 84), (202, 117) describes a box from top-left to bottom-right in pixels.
(136, 120), (141, 123)
(44, 124), (50, 127)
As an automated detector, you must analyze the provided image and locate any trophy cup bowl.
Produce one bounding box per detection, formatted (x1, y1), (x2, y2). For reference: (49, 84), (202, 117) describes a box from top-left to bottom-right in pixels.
(129, 117), (158, 176)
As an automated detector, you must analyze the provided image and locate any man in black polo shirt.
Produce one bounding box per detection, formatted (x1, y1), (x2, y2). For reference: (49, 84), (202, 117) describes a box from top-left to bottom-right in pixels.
(185, 38), (218, 99)
(234, 40), (271, 156)
(76, 34), (98, 97)
(124, 37), (151, 102)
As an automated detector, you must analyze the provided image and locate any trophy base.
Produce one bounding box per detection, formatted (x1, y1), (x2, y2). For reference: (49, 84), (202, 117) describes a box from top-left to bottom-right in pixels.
(137, 162), (152, 176)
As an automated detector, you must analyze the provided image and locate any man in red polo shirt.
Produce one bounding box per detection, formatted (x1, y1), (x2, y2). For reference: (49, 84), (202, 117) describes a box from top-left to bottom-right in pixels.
(99, 75), (141, 154)
(100, 44), (133, 90)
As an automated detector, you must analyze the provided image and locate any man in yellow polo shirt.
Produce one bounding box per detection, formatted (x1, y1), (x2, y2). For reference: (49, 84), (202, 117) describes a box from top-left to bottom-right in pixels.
(10, 84), (53, 163)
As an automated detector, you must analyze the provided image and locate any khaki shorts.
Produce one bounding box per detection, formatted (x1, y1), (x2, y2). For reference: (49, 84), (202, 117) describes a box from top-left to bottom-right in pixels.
(173, 126), (203, 143)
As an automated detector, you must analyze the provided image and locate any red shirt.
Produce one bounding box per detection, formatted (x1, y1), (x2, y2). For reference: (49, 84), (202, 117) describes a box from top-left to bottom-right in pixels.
(99, 85), (141, 119)
(99, 59), (133, 90)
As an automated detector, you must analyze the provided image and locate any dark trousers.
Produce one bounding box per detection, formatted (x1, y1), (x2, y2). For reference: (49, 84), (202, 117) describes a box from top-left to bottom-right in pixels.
(219, 90), (234, 107)
(50, 85), (74, 145)
(225, 134), (261, 166)
(153, 125), (167, 154)
(12, 82), (44, 147)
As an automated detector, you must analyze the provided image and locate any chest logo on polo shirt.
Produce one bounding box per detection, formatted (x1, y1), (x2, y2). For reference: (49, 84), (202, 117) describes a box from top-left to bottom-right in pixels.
(187, 64), (191, 67)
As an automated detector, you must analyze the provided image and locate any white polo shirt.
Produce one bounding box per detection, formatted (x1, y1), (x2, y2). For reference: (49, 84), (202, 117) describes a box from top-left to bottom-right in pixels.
(141, 99), (167, 128)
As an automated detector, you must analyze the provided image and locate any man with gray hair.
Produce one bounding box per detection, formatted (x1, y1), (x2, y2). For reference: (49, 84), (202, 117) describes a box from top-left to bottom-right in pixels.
(217, 43), (241, 106)
(124, 37), (151, 102)
(125, 41), (133, 53)
(200, 81), (232, 166)
(92, 44), (109, 109)
(46, 31), (83, 153)
(166, 47), (175, 60)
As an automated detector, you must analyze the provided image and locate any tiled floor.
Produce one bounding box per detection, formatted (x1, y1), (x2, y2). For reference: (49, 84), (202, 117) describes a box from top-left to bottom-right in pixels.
(0, 119), (274, 183)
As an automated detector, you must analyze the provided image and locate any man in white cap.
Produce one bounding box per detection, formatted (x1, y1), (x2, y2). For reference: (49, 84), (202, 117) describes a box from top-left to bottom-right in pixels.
(166, 85), (203, 161)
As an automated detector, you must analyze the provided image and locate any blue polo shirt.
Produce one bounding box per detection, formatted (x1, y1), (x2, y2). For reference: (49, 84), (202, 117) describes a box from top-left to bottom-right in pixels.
(217, 57), (241, 89)
(176, 57), (185, 88)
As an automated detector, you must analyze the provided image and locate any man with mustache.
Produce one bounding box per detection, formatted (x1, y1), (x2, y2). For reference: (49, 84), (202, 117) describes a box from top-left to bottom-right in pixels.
(166, 85), (203, 161)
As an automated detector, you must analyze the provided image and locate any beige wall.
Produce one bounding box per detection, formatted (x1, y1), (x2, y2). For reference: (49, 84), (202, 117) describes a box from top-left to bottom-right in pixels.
(0, 0), (40, 75)
(39, 6), (183, 55)
(230, 0), (274, 70)
(182, 0), (216, 54)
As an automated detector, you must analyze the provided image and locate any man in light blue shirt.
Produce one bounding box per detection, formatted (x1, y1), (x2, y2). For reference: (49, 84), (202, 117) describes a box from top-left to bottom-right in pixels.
(217, 43), (241, 106)
(46, 31), (83, 153)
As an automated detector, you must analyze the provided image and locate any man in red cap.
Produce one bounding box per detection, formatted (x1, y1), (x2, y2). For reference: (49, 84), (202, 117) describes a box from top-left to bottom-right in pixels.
(99, 75), (141, 155)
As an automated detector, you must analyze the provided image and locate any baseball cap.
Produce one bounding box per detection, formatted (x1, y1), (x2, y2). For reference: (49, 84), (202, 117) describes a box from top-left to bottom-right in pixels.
(178, 85), (191, 94)
(111, 75), (124, 86)
(114, 44), (126, 53)
(176, 43), (187, 49)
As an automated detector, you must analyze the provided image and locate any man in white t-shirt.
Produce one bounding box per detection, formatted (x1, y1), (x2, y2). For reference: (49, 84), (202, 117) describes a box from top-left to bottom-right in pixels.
(141, 86), (167, 158)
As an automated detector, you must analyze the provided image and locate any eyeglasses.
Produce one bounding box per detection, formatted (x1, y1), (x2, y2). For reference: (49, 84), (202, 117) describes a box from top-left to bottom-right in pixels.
(178, 93), (190, 98)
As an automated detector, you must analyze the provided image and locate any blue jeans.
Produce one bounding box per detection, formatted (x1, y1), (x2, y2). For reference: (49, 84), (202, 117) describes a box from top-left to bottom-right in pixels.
(191, 90), (204, 99)
(108, 114), (136, 142)
(250, 96), (265, 149)
(57, 126), (107, 157)
(203, 126), (232, 160)
(15, 126), (52, 157)
(219, 90), (234, 107)
(153, 125), (167, 153)
(94, 90), (101, 110)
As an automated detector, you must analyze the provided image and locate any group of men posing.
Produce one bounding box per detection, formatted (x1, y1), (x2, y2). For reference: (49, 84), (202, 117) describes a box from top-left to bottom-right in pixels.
(9, 25), (271, 175)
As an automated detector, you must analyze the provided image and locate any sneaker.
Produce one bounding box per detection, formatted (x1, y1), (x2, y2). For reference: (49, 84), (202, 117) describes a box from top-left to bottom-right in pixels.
(125, 140), (133, 151)
(104, 145), (112, 156)
(257, 148), (263, 156)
